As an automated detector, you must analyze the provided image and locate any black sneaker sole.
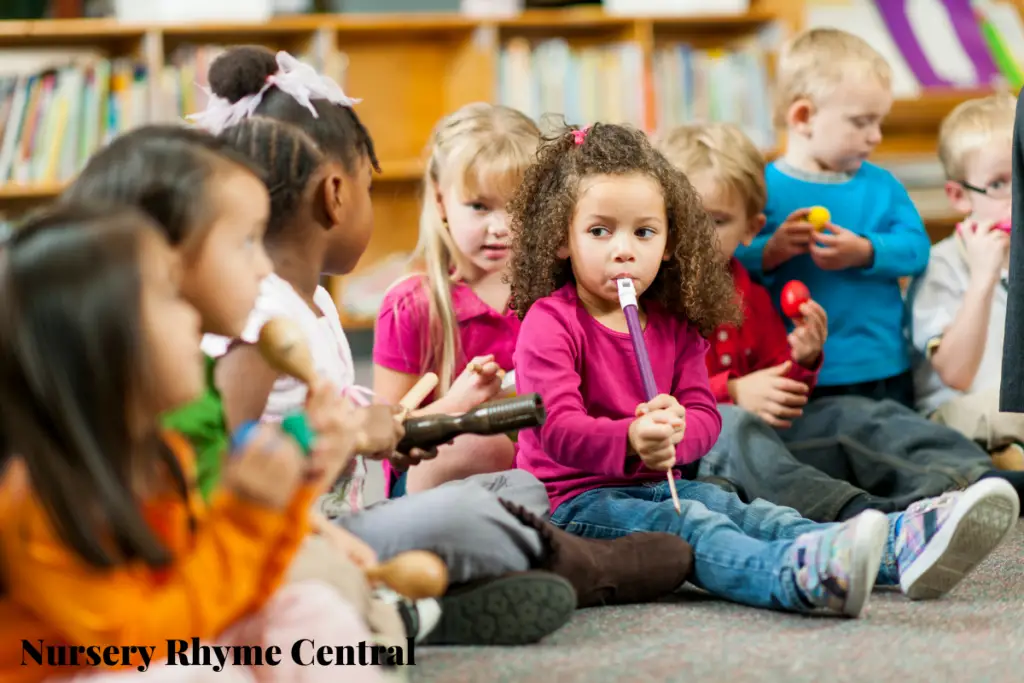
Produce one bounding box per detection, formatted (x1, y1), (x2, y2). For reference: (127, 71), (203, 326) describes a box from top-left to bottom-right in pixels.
(424, 571), (576, 646)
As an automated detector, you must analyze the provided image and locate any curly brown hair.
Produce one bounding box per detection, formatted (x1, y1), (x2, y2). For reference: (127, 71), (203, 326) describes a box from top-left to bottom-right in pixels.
(506, 123), (741, 336)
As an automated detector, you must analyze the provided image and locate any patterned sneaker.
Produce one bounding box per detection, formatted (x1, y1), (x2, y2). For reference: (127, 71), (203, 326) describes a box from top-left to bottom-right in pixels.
(897, 478), (1019, 600)
(790, 510), (888, 618)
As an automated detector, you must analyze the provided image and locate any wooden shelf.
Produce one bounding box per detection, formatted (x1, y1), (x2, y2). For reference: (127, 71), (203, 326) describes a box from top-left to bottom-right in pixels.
(0, 183), (63, 200)
(886, 88), (998, 129)
(378, 158), (424, 182)
(339, 312), (375, 331)
(0, 157), (422, 201)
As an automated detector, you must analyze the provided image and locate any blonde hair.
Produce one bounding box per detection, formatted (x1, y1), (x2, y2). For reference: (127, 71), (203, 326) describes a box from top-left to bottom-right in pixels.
(409, 103), (540, 393)
(659, 122), (767, 216)
(938, 92), (1016, 180)
(775, 28), (892, 128)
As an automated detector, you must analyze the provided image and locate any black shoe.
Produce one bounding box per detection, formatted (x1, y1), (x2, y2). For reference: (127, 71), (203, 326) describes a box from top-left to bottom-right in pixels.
(424, 571), (575, 646)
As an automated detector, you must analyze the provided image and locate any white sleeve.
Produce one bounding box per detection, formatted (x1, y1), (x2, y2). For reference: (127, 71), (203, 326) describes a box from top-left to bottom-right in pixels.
(908, 246), (966, 358)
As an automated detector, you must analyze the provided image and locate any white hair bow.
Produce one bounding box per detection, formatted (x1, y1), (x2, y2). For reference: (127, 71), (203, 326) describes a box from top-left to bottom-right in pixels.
(188, 51), (361, 134)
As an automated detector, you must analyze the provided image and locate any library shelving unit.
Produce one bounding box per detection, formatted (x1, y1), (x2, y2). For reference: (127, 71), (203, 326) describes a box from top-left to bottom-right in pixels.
(0, 0), (1002, 327)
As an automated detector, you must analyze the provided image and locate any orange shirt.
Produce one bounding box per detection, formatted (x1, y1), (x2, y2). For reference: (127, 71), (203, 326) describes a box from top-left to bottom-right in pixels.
(0, 431), (316, 683)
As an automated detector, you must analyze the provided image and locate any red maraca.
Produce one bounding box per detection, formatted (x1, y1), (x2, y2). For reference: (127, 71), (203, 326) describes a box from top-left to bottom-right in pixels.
(781, 280), (810, 319)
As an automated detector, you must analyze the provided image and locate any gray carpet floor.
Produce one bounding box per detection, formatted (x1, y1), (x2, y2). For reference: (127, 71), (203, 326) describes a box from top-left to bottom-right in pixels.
(411, 521), (1024, 683)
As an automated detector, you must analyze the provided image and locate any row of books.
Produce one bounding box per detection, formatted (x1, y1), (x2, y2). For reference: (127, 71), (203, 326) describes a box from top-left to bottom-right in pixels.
(496, 37), (775, 147)
(0, 59), (148, 187)
(0, 45), (327, 187)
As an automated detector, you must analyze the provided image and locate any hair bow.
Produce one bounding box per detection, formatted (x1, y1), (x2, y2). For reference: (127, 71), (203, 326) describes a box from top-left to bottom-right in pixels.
(188, 51), (361, 134)
(572, 126), (590, 145)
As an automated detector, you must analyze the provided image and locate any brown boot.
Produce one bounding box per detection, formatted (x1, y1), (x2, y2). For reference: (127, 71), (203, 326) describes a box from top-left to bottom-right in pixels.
(501, 500), (693, 608)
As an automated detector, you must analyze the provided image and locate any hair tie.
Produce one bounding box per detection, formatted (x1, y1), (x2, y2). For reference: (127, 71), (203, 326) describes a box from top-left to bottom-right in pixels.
(572, 126), (590, 146)
(188, 51), (361, 135)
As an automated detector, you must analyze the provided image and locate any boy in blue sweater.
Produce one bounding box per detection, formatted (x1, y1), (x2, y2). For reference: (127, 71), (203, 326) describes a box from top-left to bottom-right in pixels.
(736, 27), (931, 408)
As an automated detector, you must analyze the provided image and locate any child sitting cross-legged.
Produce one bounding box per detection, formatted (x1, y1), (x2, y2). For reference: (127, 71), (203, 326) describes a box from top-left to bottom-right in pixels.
(661, 121), (1024, 522)
(510, 122), (1019, 617)
(908, 93), (1024, 470)
(734, 27), (931, 409)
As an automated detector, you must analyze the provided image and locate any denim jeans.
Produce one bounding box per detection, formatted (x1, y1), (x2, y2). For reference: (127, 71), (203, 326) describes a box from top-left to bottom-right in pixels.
(549, 479), (900, 612)
(700, 397), (992, 522)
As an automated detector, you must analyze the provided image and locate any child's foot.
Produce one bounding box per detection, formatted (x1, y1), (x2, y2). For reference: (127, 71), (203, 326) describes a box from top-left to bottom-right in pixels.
(790, 510), (888, 618)
(500, 500), (693, 607)
(896, 478), (1019, 600)
(376, 589), (442, 643)
(425, 571), (575, 646)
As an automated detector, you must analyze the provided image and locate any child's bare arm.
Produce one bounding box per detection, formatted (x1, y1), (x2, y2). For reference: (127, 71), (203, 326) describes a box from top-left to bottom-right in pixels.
(215, 344), (280, 432)
(930, 279), (997, 391)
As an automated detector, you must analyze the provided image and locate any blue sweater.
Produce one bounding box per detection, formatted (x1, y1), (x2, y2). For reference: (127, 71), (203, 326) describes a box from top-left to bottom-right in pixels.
(735, 161), (930, 387)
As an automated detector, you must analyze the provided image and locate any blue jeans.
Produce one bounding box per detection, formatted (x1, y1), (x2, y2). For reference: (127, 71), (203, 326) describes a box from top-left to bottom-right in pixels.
(549, 479), (900, 612)
(700, 397), (990, 522)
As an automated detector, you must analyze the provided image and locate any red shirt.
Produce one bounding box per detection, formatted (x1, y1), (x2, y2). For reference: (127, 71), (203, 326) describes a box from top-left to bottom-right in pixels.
(706, 259), (822, 403)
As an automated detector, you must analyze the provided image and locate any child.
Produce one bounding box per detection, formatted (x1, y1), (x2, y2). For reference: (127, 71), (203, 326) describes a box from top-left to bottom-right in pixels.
(373, 103), (540, 494)
(62, 125), (271, 499)
(661, 121), (1020, 522)
(734, 28), (931, 409)
(193, 46), (695, 644)
(909, 93), (1024, 469)
(0, 205), (383, 683)
(60, 125), (417, 660)
(510, 122), (1019, 617)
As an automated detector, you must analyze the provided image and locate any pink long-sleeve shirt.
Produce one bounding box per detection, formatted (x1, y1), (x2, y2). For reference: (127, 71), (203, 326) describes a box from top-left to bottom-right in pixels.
(513, 283), (722, 512)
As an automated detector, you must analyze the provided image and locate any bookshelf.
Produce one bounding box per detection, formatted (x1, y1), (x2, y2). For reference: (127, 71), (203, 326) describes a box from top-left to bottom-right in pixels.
(0, 1), (1010, 327)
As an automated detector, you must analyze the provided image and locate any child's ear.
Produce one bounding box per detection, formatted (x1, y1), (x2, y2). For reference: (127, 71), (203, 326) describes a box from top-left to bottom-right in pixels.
(944, 180), (973, 216)
(318, 163), (346, 229)
(556, 245), (569, 259)
(434, 185), (448, 224)
(787, 98), (815, 136)
(743, 213), (767, 246)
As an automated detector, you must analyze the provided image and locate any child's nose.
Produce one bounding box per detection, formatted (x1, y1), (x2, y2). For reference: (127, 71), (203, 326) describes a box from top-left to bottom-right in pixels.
(611, 235), (635, 261)
(488, 212), (510, 238)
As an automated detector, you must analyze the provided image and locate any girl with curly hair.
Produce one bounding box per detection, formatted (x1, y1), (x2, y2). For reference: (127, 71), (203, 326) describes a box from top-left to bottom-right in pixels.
(508, 123), (1014, 618)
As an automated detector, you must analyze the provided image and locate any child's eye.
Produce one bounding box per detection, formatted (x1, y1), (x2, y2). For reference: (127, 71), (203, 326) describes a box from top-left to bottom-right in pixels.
(990, 179), (1008, 191)
(588, 226), (610, 237)
(635, 227), (656, 238)
(850, 117), (870, 128)
(467, 202), (488, 212)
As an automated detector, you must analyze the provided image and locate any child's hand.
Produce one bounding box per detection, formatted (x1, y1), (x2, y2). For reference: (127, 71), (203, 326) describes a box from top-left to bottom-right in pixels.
(304, 379), (357, 488)
(223, 424), (306, 510)
(389, 444), (444, 473)
(628, 394), (686, 472)
(809, 224), (873, 270)
(787, 299), (828, 366)
(348, 401), (406, 458)
(311, 513), (379, 571)
(444, 355), (504, 413)
(961, 219), (1009, 286)
(763, 209), (815, 271)
(730, 362), (808, 429)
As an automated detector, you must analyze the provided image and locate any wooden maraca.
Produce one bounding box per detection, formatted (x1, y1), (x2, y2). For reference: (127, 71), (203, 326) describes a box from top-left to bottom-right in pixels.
(310, 512), (449, 598)
(364, 550), (449, 599)
(257, 318), (317, 385)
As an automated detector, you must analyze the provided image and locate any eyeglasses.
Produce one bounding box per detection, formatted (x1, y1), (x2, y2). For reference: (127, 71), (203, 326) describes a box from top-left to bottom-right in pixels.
(960, 179), (1011, 200)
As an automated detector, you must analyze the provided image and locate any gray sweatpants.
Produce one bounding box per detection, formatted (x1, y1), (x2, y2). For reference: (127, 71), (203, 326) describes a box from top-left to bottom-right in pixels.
(335, 469), (550, 584)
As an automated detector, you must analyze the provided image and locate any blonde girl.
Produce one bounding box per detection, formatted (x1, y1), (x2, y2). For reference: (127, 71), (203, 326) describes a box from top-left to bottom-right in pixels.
(373, 103), (541, 494)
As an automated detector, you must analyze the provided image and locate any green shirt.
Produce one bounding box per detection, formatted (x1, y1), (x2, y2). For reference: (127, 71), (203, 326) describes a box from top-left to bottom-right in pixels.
(162, 354), (228, 501)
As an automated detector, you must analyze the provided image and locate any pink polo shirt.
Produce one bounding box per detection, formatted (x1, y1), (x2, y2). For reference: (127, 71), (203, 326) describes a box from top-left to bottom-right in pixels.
(373, 274), (520, 493)
(513, 283), (722, 512)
